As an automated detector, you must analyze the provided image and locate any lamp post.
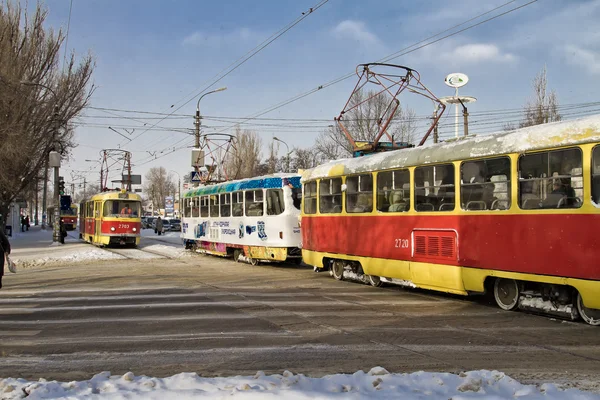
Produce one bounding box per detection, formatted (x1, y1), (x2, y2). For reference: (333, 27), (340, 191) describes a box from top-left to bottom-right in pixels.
(169, 170), (181, 217)
(273, 137), (292, 173)
(21, 81), (61, 243)
(195, 87), (227, 148)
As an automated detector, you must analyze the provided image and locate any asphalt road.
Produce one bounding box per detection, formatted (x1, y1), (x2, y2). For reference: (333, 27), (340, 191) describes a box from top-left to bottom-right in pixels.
(1, 248), (599, 391)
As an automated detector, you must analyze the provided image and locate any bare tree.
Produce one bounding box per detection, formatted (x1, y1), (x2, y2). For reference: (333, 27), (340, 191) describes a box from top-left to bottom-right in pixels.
(0, 2), (95, 223)
(224, 127), (262, 179)
(143, 167), (176, 212)
(520, 66), (561, 128)
(291, 147), (321, 171)
(265, 139), (280, 174)
(315, 89), (417, 161)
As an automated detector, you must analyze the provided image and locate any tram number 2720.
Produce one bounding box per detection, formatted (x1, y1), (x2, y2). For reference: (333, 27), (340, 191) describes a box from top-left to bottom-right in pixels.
(395, 239), (409, 248)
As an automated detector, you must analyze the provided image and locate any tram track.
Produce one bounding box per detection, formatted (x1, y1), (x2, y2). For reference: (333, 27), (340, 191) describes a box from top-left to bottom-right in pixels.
(102, 246), (176, 260)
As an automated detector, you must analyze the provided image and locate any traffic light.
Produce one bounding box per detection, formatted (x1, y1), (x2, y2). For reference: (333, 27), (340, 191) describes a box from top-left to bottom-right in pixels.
(58, 177), (65, 195)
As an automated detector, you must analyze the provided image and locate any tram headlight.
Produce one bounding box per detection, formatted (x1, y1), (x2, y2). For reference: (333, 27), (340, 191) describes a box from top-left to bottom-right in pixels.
(132, 227), (137, 232)
(110, 226), (116, 232)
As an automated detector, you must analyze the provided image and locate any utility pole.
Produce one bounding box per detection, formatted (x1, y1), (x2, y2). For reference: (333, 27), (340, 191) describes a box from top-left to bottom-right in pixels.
(34, 177), (39, 226)
(195, 87), (227, 149)
(41, 160), (48, 229)
(83, 177), (86, 199)
(49, 104), (61, 243)
(432, 106), (439, 144)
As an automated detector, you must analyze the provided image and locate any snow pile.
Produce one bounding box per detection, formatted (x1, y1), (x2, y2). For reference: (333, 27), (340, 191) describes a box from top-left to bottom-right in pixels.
(12, 248), (124, 269)
(1, 368), (598, 399)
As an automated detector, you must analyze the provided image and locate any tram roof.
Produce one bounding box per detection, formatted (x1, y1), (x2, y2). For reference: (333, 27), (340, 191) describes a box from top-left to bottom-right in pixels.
(183, 173), (302, 198)
(302, 114), (600, 181)
(86, 191), (143, 202)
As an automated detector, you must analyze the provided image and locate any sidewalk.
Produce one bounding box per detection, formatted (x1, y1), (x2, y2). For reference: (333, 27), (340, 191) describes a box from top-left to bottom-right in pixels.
(8, 225), (122, 269)
(7, 226), (187, 270)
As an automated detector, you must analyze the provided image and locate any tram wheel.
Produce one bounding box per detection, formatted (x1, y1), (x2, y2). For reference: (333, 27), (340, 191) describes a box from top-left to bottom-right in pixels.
(249, 257), (259, 266)
(576, 292), (600, 326)
(332, 261), (344, 281)
(368, 275), (383, 287)
(493, 278), (520, 311)
(233, 249), (241, 263)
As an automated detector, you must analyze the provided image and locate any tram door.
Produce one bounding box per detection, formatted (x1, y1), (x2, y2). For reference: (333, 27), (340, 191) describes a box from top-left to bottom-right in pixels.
(94, 201), (102, 240)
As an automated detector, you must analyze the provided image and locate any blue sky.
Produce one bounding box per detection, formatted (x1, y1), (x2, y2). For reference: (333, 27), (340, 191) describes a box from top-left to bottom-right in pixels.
(39, 0), (600, 186)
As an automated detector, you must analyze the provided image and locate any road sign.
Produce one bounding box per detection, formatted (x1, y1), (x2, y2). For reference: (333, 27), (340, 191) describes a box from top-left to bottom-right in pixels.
(165, 196), (174, 213)
(190, 171), (202, 182)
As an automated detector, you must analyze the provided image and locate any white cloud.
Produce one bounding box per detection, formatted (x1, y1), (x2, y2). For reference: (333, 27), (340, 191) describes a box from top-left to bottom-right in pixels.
(442, 43), (516, 64)
(332, 20), (380, 46)
(182, 28), (256, 47)
(563, 45), (600, 75)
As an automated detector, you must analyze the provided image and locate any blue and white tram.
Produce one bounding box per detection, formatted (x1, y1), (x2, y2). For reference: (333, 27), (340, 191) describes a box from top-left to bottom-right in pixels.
(181, 174), (303, 264)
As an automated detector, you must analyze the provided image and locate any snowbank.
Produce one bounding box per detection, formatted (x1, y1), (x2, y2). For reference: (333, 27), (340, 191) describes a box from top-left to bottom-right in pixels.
(12, 247), (125, 269)
(1, 368), (598, 399)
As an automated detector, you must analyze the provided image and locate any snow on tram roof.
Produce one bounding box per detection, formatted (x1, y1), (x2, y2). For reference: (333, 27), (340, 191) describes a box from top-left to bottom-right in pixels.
(302, 114), (600, 181)
(183, 172), (301, 198)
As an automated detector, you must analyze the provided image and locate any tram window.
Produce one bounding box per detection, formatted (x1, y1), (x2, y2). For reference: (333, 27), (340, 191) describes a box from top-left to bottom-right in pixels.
(200, 196), (209, 217)
(346, 174), (373, 213)
(461, 157), (511, 211)
(303, 181), (317, 214)
(102, 201), (140, 217)
(209, 195), (219, 217)
(377, 170), (410, 212)
(592, 146), (600, 205)
(414, 164), (455, 212)
(245, 190), (264, 216)
(220, 193), (231, 217)
(518, 148), (582, 209)
(266, 189), (285, 215)
(319, 178), (342, 214)
(232, 192), (243, 217)
(191, 197), (200, 218)
(291, 187), (302, 210)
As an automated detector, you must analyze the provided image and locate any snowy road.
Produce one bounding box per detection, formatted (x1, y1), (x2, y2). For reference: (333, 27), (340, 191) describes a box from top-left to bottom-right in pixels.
(0, 248), (599, 393)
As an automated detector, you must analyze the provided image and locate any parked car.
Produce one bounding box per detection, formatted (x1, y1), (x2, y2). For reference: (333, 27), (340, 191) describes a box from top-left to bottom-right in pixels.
(143, 216), (156, 229)
(152, 218), (170, 233)
(169, 219), (181, 231)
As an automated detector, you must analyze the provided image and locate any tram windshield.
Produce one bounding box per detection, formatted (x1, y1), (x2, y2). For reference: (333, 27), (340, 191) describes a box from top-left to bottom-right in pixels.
(103, 200), (141, 217)
(291, 187), (302, 210)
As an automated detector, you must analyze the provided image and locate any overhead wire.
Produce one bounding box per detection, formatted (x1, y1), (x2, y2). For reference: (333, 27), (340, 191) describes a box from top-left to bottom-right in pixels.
(92, 0), (542, 167)
(205, 0), (538, 137)
(124, 0), (330, 147)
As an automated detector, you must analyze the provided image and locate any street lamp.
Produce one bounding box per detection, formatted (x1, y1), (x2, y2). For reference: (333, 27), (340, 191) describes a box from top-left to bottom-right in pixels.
(169, 170), (181, 217)
(273, 137), (292, 173)
(195, 87), (227, 148)
(20, 81), (61, 243)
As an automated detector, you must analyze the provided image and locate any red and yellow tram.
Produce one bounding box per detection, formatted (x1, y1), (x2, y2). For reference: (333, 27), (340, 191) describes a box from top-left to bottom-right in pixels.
(79, 190), (142, 247)
(301, 115), (600, 325)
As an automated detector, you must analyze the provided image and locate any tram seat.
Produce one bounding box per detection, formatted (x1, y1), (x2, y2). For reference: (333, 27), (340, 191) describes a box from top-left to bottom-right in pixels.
(439, 203), (454, 211)
(247, 204), (263, 216)
(557, 197), (581, 208)
(416, 203), (435, 211)
(388, 191), (405, 212)
(491, 199), (509, 210)
(466, 201), (486, 210)
(522, 197), (540, 209)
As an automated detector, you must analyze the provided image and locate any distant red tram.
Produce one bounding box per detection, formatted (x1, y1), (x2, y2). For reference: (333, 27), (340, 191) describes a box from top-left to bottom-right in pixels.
(301, 115), (600, 325)
(79, 190), (142, 247)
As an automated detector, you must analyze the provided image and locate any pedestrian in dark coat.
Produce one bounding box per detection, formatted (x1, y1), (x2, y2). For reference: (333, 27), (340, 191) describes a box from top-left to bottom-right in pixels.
(25, 215), (30, 231)
(155, 217), (163, 236)
(0, 227), (11, 289)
